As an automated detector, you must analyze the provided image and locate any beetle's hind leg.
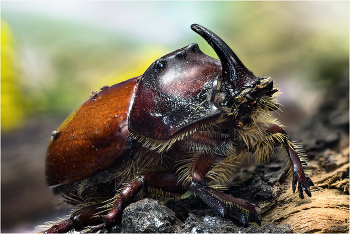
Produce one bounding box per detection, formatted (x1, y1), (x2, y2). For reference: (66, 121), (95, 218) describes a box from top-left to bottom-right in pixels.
(43, 204), (107, 233)
(43, 177), (145, 233)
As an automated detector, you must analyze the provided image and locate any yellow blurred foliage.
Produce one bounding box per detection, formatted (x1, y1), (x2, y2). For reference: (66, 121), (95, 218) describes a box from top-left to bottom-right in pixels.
(1, 20), (26, 132)
(99, 46), (169, 88)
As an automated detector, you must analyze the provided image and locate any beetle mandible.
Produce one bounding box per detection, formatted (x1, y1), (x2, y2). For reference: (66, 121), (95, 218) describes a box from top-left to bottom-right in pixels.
(43, 24), (313, 232)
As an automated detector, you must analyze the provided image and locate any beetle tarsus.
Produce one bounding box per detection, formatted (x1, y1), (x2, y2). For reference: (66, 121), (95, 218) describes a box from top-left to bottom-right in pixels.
(293, 172), (314, 199)
(287, 145), (313, 199)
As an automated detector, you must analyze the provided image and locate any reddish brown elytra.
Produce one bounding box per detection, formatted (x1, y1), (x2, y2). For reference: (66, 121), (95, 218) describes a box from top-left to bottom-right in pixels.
(43, 24), (313, 233)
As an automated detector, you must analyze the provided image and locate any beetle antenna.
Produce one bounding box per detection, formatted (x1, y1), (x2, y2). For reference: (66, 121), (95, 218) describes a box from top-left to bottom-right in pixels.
(191, 24), (257, 97)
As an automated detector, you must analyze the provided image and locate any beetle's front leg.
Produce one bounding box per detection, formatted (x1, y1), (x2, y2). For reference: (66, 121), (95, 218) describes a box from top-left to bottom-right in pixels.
(267, 125), (314, 198)
(287, 144), (314, 198)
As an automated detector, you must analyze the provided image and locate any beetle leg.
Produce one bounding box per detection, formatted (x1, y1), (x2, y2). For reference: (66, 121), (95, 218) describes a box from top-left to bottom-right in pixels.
(186, 153), (261, 227)
(89, 177), (145, 231)
(190, 182), (261, 227)
(267, 124), (314, 198)
(45, 204), (106, 233)
(88, 171), (186, 232)
(128, 166), (261, 228)
(287, 145), (314, 198)
(58, 172), (183, 233)
(44, 219), (74, 233)
(46, 177), (145, 233)
(143, 171), (185, 193)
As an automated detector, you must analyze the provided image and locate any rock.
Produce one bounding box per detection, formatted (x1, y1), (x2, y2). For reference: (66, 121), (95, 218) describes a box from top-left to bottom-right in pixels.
(179, 214), (238, 233)
(121, 198), (179, 233)
(178, 213), (292, 233)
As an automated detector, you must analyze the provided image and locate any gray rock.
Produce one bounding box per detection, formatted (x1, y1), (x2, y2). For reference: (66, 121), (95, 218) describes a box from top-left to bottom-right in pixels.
(178, 213), (292, 233)
(179, 214), (238, 233)
(121, 198), (179, 233)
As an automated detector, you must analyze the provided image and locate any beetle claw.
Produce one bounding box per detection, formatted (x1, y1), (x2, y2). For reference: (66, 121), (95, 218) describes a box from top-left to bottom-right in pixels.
(298, 182), (304, 199)
(292, 172), (313, 199)
(292, 173), (298, 193)
(234, 202), (262, 228)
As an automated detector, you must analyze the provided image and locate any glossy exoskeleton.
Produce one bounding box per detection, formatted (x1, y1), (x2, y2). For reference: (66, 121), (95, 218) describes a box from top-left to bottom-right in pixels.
(43, 24), (313, 232)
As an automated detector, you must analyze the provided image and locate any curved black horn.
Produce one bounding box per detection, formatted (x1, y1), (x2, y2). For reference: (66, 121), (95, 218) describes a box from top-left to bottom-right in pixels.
(191, 24), (257, 95)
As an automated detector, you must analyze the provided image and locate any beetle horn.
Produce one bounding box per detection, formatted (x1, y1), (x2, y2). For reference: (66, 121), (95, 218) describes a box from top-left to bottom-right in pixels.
(191, 24), (258, 99)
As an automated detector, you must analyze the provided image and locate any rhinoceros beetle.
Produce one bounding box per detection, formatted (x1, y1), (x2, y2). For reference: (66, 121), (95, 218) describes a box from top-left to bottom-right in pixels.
(43, 24), (313, 233)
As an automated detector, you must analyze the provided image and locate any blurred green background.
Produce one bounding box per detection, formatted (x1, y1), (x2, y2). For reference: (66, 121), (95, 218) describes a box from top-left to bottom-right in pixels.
(1, 1), (348, 232)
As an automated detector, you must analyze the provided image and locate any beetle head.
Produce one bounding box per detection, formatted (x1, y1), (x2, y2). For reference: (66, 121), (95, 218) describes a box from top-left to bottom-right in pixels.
(191, 24), (277, 115)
